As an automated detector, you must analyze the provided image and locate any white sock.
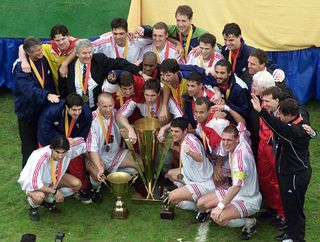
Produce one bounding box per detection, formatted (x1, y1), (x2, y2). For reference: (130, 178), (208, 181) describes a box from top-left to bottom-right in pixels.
(27, 197), (39, 208)
(59, 187), (75, 197)
(225, 218), (246, 227)
(90, 176), (101, 192)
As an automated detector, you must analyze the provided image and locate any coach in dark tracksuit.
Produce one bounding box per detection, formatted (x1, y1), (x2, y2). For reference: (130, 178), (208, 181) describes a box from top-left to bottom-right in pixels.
(252, 96), (312, 242)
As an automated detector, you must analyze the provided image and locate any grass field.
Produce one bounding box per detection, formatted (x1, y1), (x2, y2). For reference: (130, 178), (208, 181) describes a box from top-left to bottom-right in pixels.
(0, 88), (319, 242)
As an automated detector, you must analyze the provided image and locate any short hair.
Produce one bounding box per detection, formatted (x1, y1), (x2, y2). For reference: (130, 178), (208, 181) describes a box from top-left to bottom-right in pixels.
(143, 78), (161, 93)
(50, 25), (69, 40)
(195, 96), (212, 110)
(279, 98), (300, 117)
(199, 33), (216, 48)
(75, 39), (92, 53)
(119, 71), (134, 87)
(215, 59), (232, 73)
(253, 71), (275, 89)
(160, 59), (179, 73)
(111, 17), (128, 31)
(153, 22), (168, 34)
(187, 71), (203, 85)
(50, 136), (70, 151)
(171, 117), (189, 130)
(222, 125), (239, 138)
(143, 51), (157, 62)
(222, 23), (242, 37)
(262, 86), (283, 101)
(65, 93), (84, 108)
(250, 48), (268, 65)
(23, 36), (42, 54)
(97, 92), (114, 103)
(175, 5), (193, 19)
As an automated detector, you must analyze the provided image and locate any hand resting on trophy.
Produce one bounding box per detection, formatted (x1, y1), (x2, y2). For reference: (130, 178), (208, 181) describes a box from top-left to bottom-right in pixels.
(157, 126), (167, 143)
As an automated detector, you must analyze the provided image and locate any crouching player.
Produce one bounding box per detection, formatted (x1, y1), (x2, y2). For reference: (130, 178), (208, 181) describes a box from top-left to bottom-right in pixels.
(18, 136), (86, 221)
(167, 117), (215, 210)
(197, 124), (262, 240)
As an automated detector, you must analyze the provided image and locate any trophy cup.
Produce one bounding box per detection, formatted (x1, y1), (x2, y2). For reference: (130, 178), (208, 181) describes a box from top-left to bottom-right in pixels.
(105, 172), (137, 219)
(160, 188), (174, 220)
(125, 118), (172, 202)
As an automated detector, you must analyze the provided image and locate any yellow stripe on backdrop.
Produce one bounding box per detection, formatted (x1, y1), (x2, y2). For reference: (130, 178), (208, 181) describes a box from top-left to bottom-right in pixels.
(128, 0), (320, 51)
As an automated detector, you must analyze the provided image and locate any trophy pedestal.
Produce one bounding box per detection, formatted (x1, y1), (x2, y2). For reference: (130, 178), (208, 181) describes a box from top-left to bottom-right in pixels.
(160, 206), (174, 220)
(131, 185), (163, 203)
(111, 205), (128, 219)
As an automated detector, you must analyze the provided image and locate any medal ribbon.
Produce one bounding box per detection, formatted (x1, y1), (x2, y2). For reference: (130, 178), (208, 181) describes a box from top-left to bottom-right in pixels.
(179, 26), (193, 60)
(153, 41), (170, 64)
(228, 48), (240, 73)
(200, 52), (215, 68)
(29, 58), (45, 88)
(117, 88), (124, 107)
(64, 109), (76, 138)
(201, 131), (207, 152)
(147, 97), (161, 118)
(50, 156), (63, 189)
(97, 110), (113, 147)
(77, 60), (91, 95)
(114, 38), (129, 59)
(292, 115), (303, 124)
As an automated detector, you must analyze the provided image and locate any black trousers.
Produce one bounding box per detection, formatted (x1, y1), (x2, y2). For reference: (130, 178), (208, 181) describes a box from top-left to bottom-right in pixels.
(17, 118), (38, 168)
(278, 168), (312, 242)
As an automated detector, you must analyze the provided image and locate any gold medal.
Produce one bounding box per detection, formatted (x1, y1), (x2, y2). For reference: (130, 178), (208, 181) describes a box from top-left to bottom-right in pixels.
(82, 94), (88, 102)
(177, 173), (184, 181)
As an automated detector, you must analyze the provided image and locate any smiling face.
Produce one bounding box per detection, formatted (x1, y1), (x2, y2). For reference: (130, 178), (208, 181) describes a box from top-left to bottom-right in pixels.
(176, 14), (192, 35)
(120, 85), (135, 98)
(223, 34), (241, 51)
(194, 103), (210, 123)
(142, 57), (157, 76)
(221, 132), (239, 153)
(262, 94), (279, 113)
(51, 148), (68, 161)
(215, 65), (231, 85)
(187, 80), (202, 98)
(53, 34), (70, 51)
(152, 28), (168, 50)
(97, 95), (115, 119)
(76, 47), (93, 65)
(112, 28), (127, 47)
(27, 44), (43, 61)
(170, 126), (187, 143)
(248, 56), (265, 75)
(199, 42), (214, 60)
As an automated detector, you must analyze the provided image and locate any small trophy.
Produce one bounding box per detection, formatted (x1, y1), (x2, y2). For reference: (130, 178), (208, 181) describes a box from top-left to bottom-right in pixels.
(160, 189), (174, 220)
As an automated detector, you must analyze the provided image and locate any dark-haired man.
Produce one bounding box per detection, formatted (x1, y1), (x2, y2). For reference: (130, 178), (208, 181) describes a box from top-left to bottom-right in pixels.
(93, 17), (151, 64)
(251, 95), (312, 242)
(13, 36), (59, 168)
(18, 136), (86, 221)
(37, 93), (92, 203)
(167, 117), (215, 210)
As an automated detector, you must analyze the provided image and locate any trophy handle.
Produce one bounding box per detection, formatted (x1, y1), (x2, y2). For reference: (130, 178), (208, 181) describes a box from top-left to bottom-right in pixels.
(102, 180), (112, 191)
(128, 173), (139, 190)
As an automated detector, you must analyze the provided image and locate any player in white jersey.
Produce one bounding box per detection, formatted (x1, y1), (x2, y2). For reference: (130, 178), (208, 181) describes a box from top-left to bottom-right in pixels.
(92, 17), (151, 64)
(18, 136), (86, 221)
(141, 22), (184, 64)
(167, 117), (215, 210)
(116, 78), (183, 144)
(86, 93), (141, 203)
(197, 124), (262, 240)
(187, 33), (224, 69)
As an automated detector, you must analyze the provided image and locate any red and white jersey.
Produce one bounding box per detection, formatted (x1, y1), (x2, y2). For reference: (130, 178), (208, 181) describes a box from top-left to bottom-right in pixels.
(187, 52), (224, 69)
(142, 41), (184, 64)
(18, 138), (86, 192)
(190, 87), (216, 120)
(119, 96), (183, 119)
(102, 75), (145, 109)
(217, 123), (260, 201)
(181, 133), (213, 183)
(92, 35), (151, 63)
(86, 110), (122, 161)
(196, 115), (229, 156)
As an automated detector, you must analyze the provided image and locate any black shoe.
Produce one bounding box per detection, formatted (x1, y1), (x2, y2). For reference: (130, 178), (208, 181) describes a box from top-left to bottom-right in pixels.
(42, 201), (62, 214)
(28, 207), (40, 221)
(193, 211), (210, 223)
(272, 215), (287, 231)
(74, 189), (92, 204)
(259, 208), (277, 219)
(274, 232), (291, 241)
(91, 189), (103, 204)
(240, 218), (256, 240)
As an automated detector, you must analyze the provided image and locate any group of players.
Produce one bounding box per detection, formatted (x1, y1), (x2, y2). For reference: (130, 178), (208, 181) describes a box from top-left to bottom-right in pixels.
(14, 5), (315, 242)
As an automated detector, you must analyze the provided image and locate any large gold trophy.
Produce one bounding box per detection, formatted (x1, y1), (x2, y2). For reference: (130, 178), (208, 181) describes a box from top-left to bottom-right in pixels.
(125, 118), (171, 202)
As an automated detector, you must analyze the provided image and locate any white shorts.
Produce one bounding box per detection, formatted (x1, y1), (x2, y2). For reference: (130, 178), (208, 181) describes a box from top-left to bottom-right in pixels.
(215, 187), (261, 218)
(102, 148), (129, 173)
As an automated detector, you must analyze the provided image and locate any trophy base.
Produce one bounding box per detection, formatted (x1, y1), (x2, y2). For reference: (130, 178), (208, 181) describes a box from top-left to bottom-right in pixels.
(131, 191), (162, 204)
(160, 207), (174, 220)
(111, 207), (128, 219)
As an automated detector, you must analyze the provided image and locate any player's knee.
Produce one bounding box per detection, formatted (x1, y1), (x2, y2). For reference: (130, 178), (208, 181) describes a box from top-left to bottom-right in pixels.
(168, 192), (178, 204)
(73, 179), (82, 191)
(32, 192), (45, 205)
(197, 197), (205, 209)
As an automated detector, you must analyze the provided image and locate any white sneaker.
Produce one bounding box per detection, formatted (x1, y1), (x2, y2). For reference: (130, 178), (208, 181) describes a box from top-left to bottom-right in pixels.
(240, 218), (256, 240)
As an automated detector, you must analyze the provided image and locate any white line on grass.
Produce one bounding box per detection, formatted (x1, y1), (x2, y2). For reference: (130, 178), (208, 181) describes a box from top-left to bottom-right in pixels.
(195, 221), (210, 242)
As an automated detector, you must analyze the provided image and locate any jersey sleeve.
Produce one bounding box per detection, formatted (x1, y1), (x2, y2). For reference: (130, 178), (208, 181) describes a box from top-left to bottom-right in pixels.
(168, 98), (183, 118)
(231, 149), (247, 187)
(67, 137), (86, 159)
(118, 99), (137, 117)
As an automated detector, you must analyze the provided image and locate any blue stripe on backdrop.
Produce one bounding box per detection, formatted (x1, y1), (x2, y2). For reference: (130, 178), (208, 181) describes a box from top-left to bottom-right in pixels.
(1, 38), (319, 104)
